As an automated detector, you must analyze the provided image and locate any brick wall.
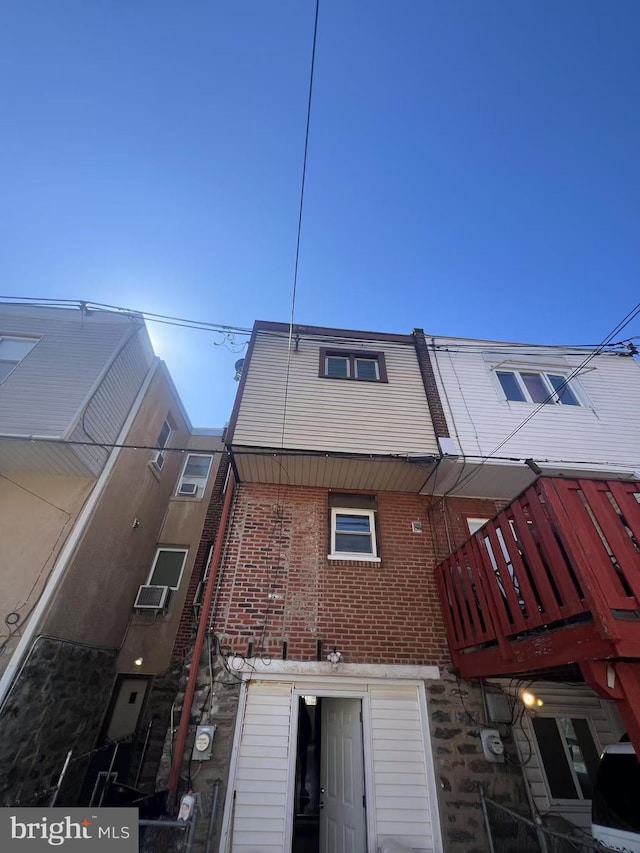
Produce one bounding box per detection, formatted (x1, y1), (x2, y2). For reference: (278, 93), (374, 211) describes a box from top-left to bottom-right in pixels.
(171, 456), (231, 660)
(207, 483), (502, 667)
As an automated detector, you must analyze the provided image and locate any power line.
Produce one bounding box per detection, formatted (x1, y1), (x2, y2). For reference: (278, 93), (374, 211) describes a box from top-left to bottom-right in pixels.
(0, 435), (224, 455)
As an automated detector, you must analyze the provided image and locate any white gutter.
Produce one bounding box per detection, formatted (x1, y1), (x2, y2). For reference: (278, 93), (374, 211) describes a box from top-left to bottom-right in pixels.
(0, 357), (161, 712)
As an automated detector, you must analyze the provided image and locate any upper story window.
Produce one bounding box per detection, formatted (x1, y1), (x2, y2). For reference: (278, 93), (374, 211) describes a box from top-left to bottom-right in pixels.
(328, 494), (380, 562)
(152, 419), (172, 471)
(176, 453), (213, 498)
(467, 517), (489, 536)
(319, 348), (388, 383)
(147, 547), (188, 590)
(496, 370), (582, 406)
(0, 336), (39, 382)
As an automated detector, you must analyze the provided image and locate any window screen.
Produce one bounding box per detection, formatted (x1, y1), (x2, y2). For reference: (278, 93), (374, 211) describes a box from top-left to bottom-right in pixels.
(184, 455), (212, 478)
(149, 550), (186, 588)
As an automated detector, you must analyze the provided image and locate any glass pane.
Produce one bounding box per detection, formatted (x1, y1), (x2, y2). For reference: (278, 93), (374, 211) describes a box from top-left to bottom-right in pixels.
(548, 374), (580, 406)
(521, 372), (551, 403)
(0, 338), (37, 360)
(184, 455), (212, 477)
(496, 371), (525, 402)
(0, 361), (17, 381)
(157, 421), (171, 448)
(326, 357), (349, 378)
(336, 514), (371, 534)
(150, 551), (186, 588)
(335, 533), (373, 554)
(532, 717), (579, 799)
(559, 717), (600, 799)
(355, 358), (379, 380)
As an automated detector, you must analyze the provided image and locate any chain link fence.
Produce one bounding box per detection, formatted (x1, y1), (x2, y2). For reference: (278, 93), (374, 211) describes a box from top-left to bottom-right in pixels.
(482, 794), (607, 853)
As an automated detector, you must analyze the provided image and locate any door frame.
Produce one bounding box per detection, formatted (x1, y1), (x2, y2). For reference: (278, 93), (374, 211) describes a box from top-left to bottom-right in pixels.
(219, 662), (443, 853)
(286, 685), (375, 853)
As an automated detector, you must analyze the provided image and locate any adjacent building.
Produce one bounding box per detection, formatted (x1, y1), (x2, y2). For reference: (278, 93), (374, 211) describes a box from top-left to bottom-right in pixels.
(0, 302), (225, 808)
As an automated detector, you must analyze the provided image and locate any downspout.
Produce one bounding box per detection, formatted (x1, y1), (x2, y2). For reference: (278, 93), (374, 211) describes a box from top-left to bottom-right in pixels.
(168, 469), (236, 805)
(0, 358), (161, 712)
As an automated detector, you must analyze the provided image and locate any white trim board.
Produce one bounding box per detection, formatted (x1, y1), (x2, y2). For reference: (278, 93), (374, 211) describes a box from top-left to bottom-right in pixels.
(226, 658), (440, 681)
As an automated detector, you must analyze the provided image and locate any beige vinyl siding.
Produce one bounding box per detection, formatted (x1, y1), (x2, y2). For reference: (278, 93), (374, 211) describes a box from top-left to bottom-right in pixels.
(0, 305), (151, 438)
(370, 685), (436, 851)
(432, 338), (640, 467)
(233, 332), (437, 456)
(231, 681), (293, 852)
(510, 682), (624, 829)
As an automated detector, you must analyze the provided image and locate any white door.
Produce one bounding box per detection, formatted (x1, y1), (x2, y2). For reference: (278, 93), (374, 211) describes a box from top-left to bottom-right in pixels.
(320, 698), (366, 853)
(106, 677), (148, 741)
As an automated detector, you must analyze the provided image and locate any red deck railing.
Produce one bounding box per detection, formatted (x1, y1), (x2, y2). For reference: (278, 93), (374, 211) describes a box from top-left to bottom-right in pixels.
(437, 478), (640, 678)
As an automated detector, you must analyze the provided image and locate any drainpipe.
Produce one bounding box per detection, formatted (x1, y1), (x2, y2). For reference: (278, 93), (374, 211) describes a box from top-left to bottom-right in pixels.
(0, 359), (161, 713)
(168, 468), (236, 805)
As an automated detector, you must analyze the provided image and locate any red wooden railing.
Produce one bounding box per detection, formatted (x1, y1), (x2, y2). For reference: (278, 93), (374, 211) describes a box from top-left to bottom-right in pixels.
(436, 478), (640, 678)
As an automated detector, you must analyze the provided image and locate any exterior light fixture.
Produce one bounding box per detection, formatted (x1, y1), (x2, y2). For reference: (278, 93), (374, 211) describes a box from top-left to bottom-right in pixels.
(134, 657), (144, 667)
(327, 648), (343, 670)
(521, 690), (536, 707)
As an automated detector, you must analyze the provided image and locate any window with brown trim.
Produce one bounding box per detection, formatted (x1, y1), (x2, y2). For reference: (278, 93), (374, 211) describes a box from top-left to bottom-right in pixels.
(318, 348), (388, 383)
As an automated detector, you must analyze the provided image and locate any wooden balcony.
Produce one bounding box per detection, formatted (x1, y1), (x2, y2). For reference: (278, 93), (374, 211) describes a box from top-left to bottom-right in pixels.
(437, 477), (640, 680)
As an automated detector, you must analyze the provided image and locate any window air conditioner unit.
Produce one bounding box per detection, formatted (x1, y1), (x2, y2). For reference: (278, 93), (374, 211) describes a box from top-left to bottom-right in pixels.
(178, 482), (198, 496)
(134, 585), (169, 610)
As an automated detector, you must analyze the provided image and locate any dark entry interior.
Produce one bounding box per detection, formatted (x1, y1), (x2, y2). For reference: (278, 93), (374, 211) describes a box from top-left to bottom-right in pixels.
(293, 696), (321, 853)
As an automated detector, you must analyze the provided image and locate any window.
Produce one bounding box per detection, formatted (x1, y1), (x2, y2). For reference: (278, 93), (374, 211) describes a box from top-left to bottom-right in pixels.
(319, 348), (388, 383)
(466, 517), (489, 536)
(328, 495), (380, 561)
(496, 370), (582, 406)
(176, 453), (213, 498)
(0, 336), (39, 382)
(147, 548), (188, 590)
(531, 716), (601, 801)
(152, 419), (172, 470)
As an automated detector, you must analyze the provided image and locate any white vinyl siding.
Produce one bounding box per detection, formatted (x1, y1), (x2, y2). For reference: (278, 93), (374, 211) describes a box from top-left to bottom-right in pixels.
(0, 305), (153, 439)
(370, 686), (436, 852)
(231, 681), (293, 852)
(228, 680), (441, 853)
(233, 332), (437, 456)
(431, 338), (640, 467)
(511, 682), (624, 829)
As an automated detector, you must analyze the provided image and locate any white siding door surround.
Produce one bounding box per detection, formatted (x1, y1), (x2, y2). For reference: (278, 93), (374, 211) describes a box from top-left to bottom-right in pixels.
(220, 672), (443, 853)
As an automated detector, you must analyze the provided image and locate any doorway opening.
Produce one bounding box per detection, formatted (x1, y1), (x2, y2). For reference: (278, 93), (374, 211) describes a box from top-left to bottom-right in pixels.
(292, 695), (367, 853)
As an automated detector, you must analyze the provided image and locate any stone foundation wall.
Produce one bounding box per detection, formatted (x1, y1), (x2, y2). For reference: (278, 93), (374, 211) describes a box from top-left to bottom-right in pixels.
(0, 636), (116, 807)
(426, 670), (531, 853)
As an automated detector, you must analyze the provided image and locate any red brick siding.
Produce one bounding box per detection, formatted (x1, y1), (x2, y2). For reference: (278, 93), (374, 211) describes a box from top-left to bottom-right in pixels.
(171, 456), (231, 659)
(207, 484), (501, 668)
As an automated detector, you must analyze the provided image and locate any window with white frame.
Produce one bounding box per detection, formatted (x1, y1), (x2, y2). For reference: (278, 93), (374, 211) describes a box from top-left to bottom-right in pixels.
(496, 370), (582, 406)
(152, 419), (172, 470)
(531, 715), (601, 801)
(0, 336), (39, 382)
(176, 453), (213, 497)
(328, 493), (380, 561)
(319, 348), (388, 383)
(147, 548), (188, 590)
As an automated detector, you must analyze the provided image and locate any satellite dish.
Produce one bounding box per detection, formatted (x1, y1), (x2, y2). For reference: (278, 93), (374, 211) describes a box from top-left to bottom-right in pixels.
(234, 359), (244, 381)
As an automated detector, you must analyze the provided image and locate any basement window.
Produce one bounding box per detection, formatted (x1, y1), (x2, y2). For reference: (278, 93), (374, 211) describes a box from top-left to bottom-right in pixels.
(319, 348), (388, 383)
(328, 494), (380, 562)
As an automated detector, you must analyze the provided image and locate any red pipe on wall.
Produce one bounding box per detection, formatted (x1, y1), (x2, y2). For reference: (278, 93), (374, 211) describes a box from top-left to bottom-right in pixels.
(168, 468), (235, 804)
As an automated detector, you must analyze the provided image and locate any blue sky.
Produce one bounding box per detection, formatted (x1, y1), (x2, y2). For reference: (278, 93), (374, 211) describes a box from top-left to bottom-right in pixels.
(1, 1), (638, 426)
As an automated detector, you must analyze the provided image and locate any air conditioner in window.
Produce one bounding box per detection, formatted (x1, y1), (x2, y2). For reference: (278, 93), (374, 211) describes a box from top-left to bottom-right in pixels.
(178, 482), (198, 496)
(134, 585), (169, 610)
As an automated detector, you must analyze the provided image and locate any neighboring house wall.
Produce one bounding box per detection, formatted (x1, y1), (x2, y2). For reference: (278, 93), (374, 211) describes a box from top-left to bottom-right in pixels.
(0, 305), (152, 441)
(231, 325), (438, 456)
(118, 432), (225, 675)
(0, 474), (93, 678)
(431, 338), (640, 467)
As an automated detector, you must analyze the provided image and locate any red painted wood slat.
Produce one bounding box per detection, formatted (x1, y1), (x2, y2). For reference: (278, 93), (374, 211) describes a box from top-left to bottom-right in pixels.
(484, 521), (528, 635)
